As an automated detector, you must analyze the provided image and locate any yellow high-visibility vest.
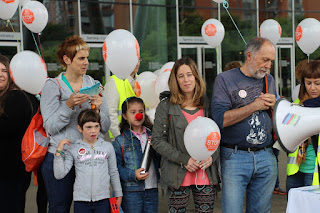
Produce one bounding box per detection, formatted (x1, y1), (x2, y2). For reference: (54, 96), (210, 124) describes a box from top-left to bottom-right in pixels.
(108, 75), (135, 138)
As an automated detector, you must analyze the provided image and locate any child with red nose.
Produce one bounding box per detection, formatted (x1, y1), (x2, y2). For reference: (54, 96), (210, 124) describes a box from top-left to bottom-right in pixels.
(112, 97), (161, 213)
(53, 109), (122, 213)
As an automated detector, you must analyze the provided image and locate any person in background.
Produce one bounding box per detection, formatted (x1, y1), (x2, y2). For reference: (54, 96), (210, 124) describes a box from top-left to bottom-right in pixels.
(0, 54), (39, 213)
(224, 60), (242, 71)
(104, 59), (140, 140)
(54, 109), (122, 213)
(286, 60), (320, 193)
(212, 37), (277, 213)
(40, 35), (110, 213)
(152, 57), (220, 212)
(113, 97), (160, 212)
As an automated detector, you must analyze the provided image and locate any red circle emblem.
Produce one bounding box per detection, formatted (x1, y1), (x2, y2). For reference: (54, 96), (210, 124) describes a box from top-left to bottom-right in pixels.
(295, 25), (302, 42)
(205, 24), (217, 37)
(78, 148), (86, 155)
(22, 9), (34, 25)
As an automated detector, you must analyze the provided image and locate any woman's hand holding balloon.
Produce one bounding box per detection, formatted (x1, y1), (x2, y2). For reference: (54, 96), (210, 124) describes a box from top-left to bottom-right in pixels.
(199, 156), (213, 170)
(184, 158), (200, 172)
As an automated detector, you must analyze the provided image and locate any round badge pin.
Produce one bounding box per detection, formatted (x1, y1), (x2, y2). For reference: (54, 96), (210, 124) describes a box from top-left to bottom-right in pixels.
(238, 90), (247, 99)
(78, 148), (86, 155)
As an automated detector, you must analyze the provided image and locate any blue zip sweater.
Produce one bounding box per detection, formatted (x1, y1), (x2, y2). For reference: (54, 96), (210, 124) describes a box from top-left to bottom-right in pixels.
(113, 128), (160, 192)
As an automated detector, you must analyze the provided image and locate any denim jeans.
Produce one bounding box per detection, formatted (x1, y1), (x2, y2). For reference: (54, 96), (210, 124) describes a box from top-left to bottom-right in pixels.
(121, 188), (158, 213)
(41, 152), (75, 213)
(74, 199), (110, 213)
(286, 171), (313, 194)
(221, 147), (277, 213)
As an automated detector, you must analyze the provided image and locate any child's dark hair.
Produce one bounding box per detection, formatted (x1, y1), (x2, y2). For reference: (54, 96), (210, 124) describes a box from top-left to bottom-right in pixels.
(119, 97), (153, 133)
(78, 109), (101, 128)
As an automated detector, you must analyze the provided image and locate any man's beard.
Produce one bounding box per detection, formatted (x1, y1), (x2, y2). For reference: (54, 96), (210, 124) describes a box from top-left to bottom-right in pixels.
(249, 67), (269, 79)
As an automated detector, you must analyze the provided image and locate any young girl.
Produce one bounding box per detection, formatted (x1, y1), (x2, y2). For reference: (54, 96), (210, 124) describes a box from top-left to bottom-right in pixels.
(54, 109), (122, 213)
(113, 97), (160, 213)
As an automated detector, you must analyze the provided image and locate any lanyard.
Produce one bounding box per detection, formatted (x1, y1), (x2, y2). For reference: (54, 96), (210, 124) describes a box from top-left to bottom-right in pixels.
(62, 74), (74, 93)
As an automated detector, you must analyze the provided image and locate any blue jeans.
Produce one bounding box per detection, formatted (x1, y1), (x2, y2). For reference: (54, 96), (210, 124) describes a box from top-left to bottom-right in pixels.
(41, 152), (75, 213)
(221, 147), (277, 213)
(74, 199), (110, 213)
(286, 171), (313, 193)
(122, 188), (158, 213)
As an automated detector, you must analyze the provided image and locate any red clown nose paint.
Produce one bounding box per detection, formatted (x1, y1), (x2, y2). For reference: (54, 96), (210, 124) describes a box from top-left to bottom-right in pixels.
(135, 113), (143, 121)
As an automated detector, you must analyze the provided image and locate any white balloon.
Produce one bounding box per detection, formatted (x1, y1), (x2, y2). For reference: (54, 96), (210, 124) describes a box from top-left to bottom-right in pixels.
(10, 51), (47, 94)
(0, 0), (19, 20)
(292, 84), (300, 102)
(212, 0), (225, 3)
(155, 71), (170, 96)
(153, 69), (162, 76)
(160, 61), (174, 74)
(201, 18), (225, 48)
(295, 18), (320, 55)
(260, 19), (282, 45)
(134, 71), (159, 108)
(103, 29), (139, 80)
(184, 117), (220, 161)
(146, 108), (156, 124)
(22, 1), (48, 33)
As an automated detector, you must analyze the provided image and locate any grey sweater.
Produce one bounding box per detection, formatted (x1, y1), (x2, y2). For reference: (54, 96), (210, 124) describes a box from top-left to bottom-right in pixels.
(40, 73), (110, 154)
(54, 138), (122, 201)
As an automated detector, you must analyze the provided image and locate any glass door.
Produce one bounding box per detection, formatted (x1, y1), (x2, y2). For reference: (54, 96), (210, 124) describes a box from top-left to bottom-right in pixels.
(276, 45), (294, 100)
(180, 45), (218, 98)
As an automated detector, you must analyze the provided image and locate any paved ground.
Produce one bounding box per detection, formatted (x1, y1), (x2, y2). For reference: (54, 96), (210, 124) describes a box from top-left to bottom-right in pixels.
(25, 151), (288, 212)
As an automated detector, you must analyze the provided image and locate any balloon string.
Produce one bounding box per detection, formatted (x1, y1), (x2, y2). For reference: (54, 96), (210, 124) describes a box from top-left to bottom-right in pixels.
(37, 33), (44, 59)
(223, 1), (247, 45)
(215, 48), (223, 72)
(31, 32), (42, 56)
(307, 54), (310, 63)
(6, 20), (23, 51)
(195, 163), (206, 191)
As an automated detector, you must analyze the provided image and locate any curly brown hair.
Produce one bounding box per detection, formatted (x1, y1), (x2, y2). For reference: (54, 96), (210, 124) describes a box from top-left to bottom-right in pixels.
(57, 35), (90, 69)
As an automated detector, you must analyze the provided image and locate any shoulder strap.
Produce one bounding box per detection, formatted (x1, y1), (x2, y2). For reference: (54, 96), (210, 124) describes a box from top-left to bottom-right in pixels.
(55, 78), (62, 100)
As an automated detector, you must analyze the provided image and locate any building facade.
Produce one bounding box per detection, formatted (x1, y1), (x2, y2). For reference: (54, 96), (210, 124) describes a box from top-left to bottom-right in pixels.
(0, 0), (319, 99)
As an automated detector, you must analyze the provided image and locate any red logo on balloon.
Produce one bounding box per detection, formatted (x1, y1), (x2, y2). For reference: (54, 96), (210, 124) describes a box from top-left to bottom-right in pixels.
(278, 24), (282, 36)
(22, 9), (34, 24)
(205, 132), (220, 151)
(2, 0), (15, 3)
(295, 25), (302, 41)
(163, 69), (171, 72)
(134, 82), (141, 97)
(205, 24), (217, 37)
(9, 67), (15, 83)
(102, 42), (107, 62)
(135, 39), (140, 59)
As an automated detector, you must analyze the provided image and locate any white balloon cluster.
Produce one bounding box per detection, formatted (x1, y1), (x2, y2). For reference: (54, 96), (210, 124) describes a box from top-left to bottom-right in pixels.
(0, 0), (48, 33)
(133, 61), (174, 123)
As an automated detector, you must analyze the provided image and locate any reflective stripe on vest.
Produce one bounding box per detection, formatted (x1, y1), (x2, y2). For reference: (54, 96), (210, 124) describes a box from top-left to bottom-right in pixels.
(312, 137), (320, 185)
(108, 75), (136, 138)
(287, 98), (301, 176)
